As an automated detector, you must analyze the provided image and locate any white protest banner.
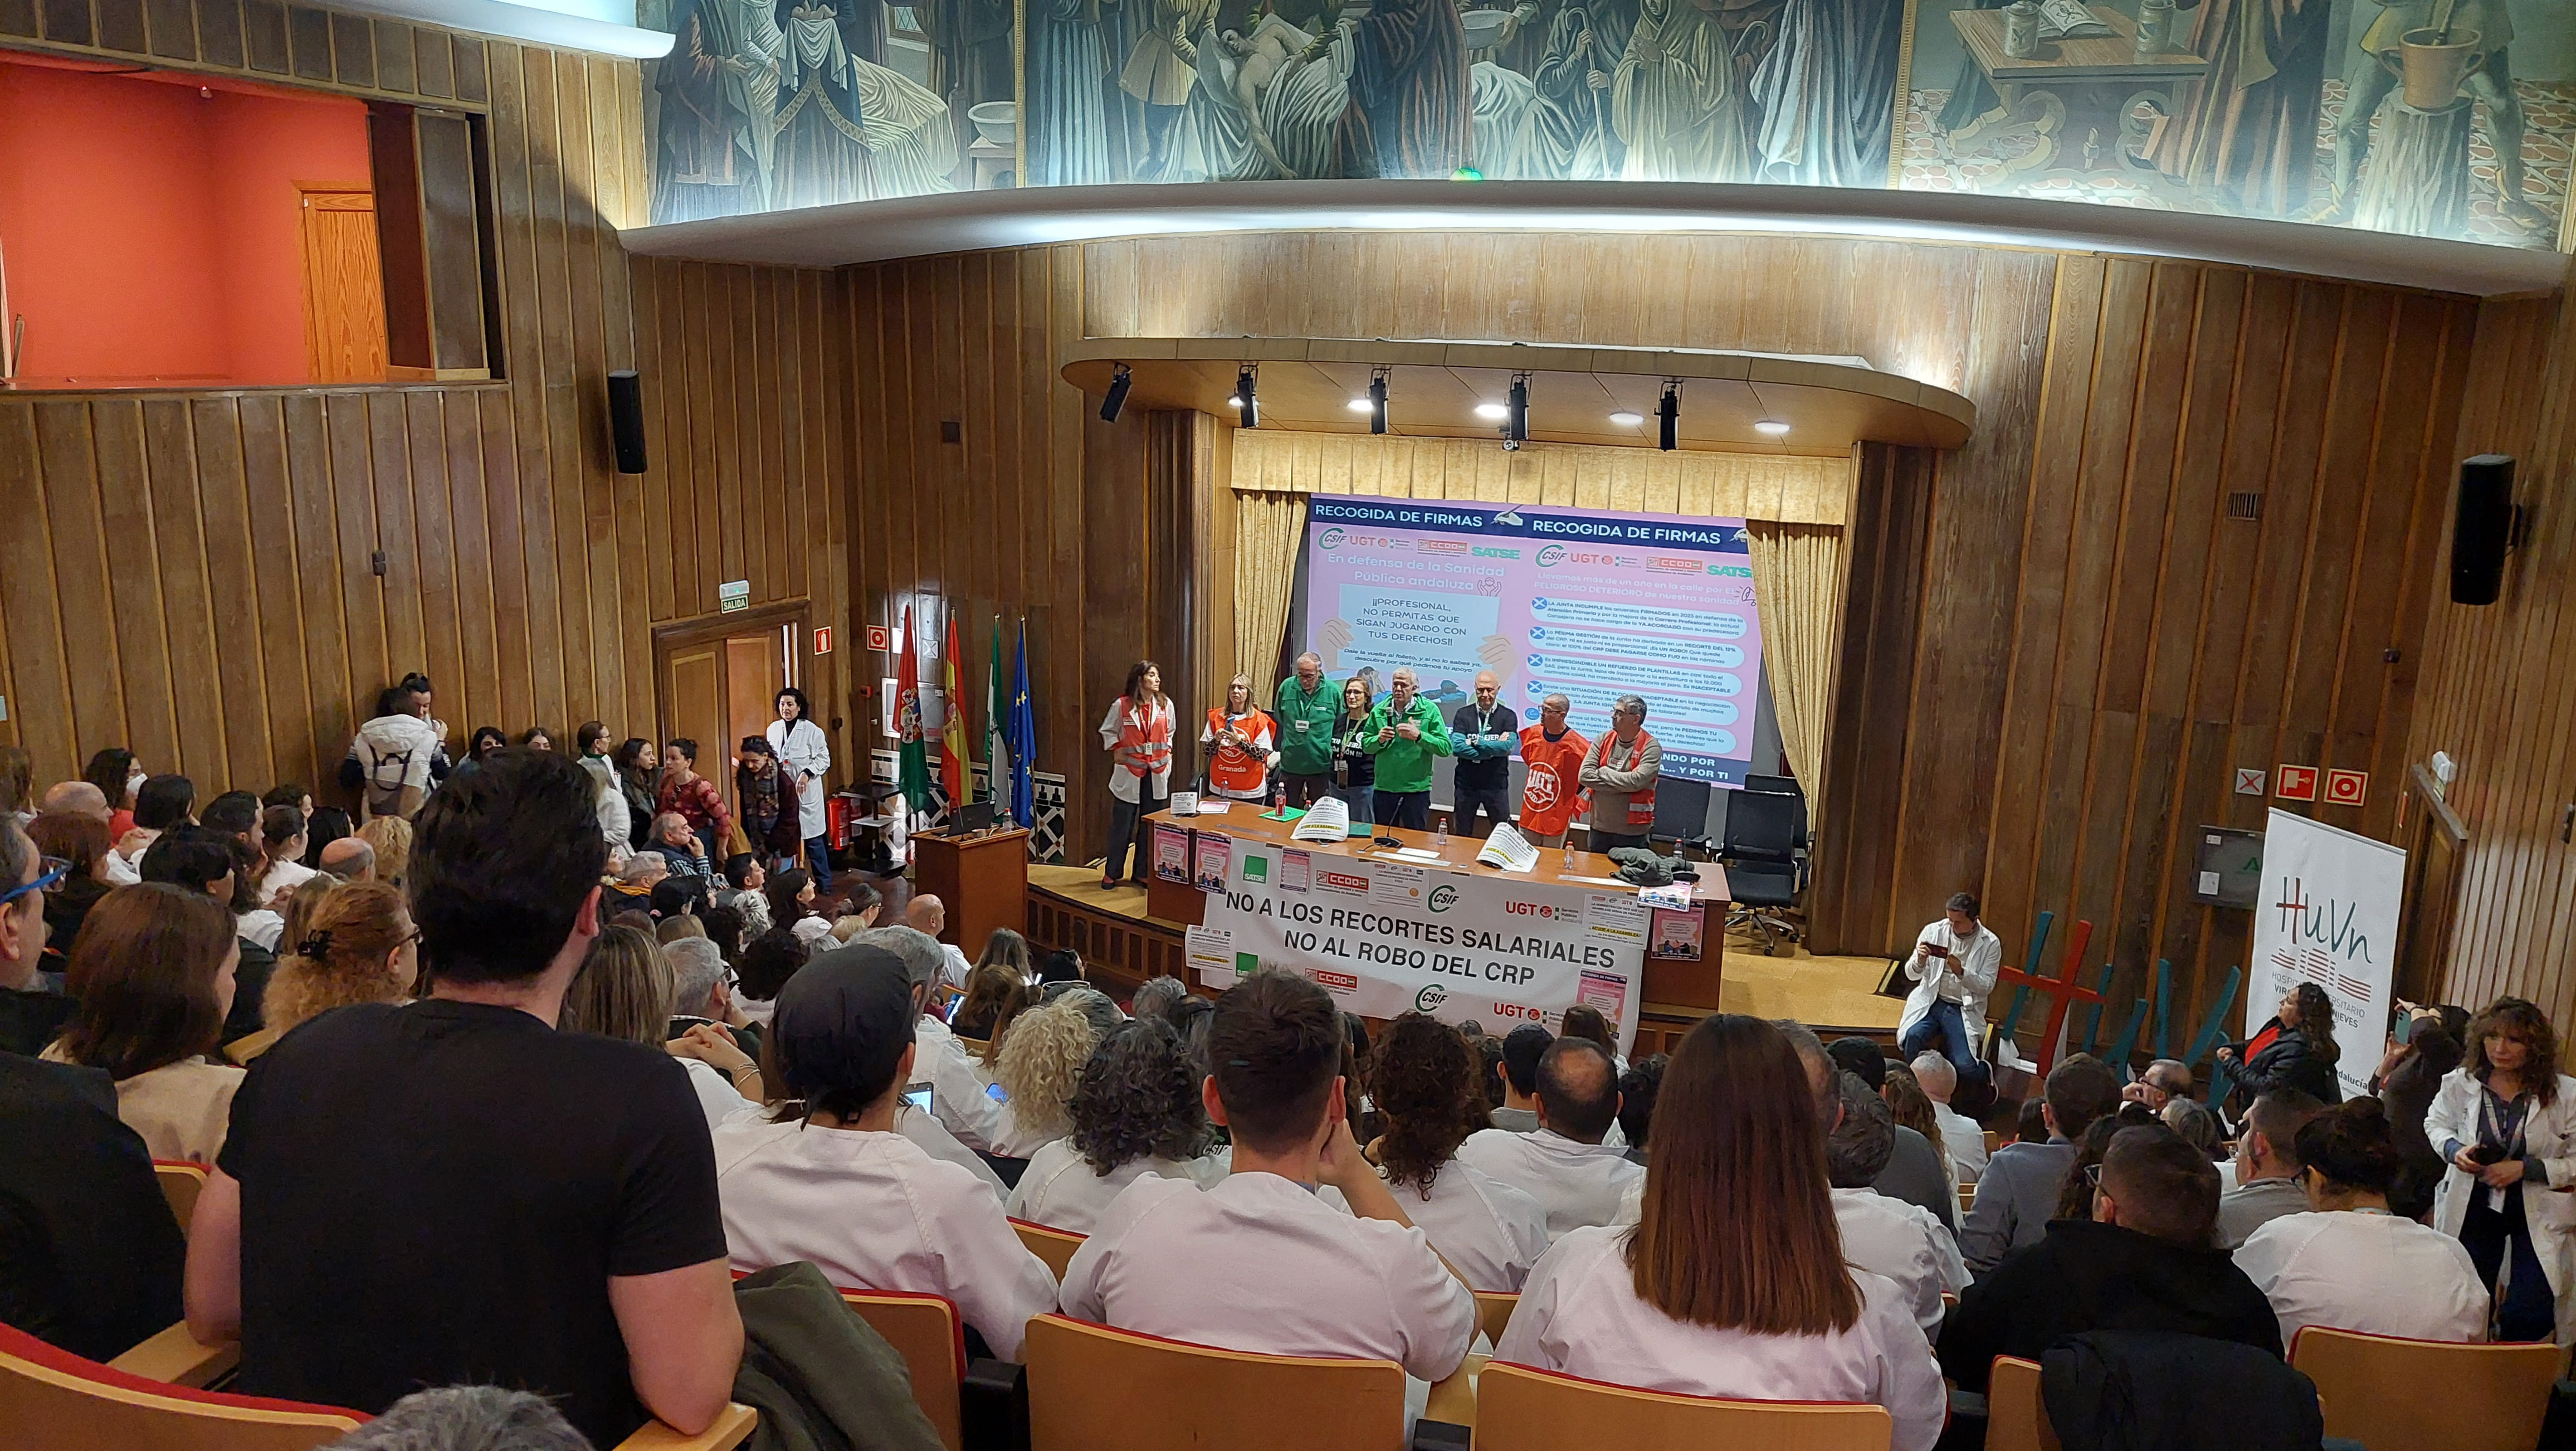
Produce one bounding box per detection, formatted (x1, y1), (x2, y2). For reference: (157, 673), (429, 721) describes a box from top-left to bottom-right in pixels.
(1198, 832), (1645, 1051)
(2247, 808), (2404, 1101)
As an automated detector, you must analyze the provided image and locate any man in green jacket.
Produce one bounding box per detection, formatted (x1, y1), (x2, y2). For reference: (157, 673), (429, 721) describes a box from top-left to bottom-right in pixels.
(1272, 651), (1341, 808)
(1363, 666), (1452, 831)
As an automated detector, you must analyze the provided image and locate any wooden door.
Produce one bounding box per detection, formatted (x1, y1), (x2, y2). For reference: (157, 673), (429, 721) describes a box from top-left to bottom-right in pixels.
(724, 630), (787, 821)
(2396, 773), (2468, 1009)
(657, 609), (808, 854)
(299, 187), (388, 384)
(665, 641), (725, 838)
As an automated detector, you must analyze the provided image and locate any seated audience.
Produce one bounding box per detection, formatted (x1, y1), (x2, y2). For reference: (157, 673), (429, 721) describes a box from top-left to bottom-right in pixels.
(700, 903), (745, 965)
(565, 924), (762, 1126)
(240, 882), (416, 1057)
(711, 944), (1058, 1358)
(2013, 1096), (2048, 1146)
(104, 773), (194, 885)
(2, 821), (75, 1056)
(714, 854), (772, 937)
(40, 778), (113, 825)
(835, 881), (885, 938)
(2121, 1056), (2196, 1111)
(136, 827), (272, 1045)
(302, 805), (354, 871)
(1012, 1018), (1226, 1233)
(663, 936), (755, 1056)
(767, 869), (830, 948)
(1961, 1051), (2123, 1274)
(971, 927), (1035, 994)
(1939, 1126), (2280, 1392)
(255, 807), (316, 905)
(357, 814), (412, 889)
(606, 852), (668, 913)
(1617, 1053), (1667, 1166)
(1456, 1035), (1641, 1238)
(1909, 1050), (1991, 1184)
(1879, 1063), (1958, 1193)
(265, 876), (343, 993)
(0, 747), (23, 829)
(84, 748), (142, 843)
(1128, 973), (1188, 1026)
(734, 928), (809, 1026)
(1489, 1022), (1551, 1132)
(2219, 1090), (2326, 1249)
(950, 955), (1039, 1045)
(1497, 1013), (1942, 1450)
(45, 883), (245, 1163)
(993, 990), (1119, 1158)
(1061, 970), (1475, 1387)
(2163, 1096), (2223, 1158)
(903, 893), (974, 991)
(324, 1386), (590, 1451)
(1366, 1012), (1550, 1291)
(1036, 946), (1084, 986)
(185, 748), (741, 1446)
(857, 924), (1012, 1152)
(1559, 1003), (1626, 1070)
(2234, 1099), (2487, 1347)
(647, 812), (715, 882)
(1821, 1072), (1966, 1333)
(1172, 994), (1214, 1077)
(1793, 1025), (1957, 1231)
(650, 875), (711, 925)
(317, 832), (375, 881)
(31, 807), (114, 982)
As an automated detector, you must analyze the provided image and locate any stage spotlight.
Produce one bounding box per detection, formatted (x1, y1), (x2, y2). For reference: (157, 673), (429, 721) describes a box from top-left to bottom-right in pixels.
(1506, 373), (1529, 449)
(1657, 381), (1680, 452)
(1348, 398), (1374, 412)
(1475, 402), (1510, 421)
(1754, 418), (1790, 436)
(1099, 363), (1133, 423)
(1608, 411), (1645, 427)
(1368, 371), (1389, 436)
(1235, 367), (1258, 429)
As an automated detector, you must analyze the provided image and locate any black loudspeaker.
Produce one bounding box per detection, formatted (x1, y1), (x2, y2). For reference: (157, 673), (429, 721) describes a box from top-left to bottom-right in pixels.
(2451, 454), (2516, 606)
(608, 370), (647, 475)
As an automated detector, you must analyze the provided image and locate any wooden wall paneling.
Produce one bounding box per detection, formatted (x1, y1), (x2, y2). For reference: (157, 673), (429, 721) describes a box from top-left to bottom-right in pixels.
(231, 396), (323, 791)
(38, 402), (133, 761)
(475, 386), (535, 733)
(159, 398), (270, 788)
(323, 395), (387, 731)
(523, 50), (597, 732)
(401, 390), (463, 733)
(633, 257), (678, 624)
(552, 53), (623, 724)
(365, 392), (427, 692)
(90, 401), (186, 780)
(0, 402), (76, 775)
(485, 42), (569, 729)
(437, 392), (500, 736)
(279, 395), (352, 779)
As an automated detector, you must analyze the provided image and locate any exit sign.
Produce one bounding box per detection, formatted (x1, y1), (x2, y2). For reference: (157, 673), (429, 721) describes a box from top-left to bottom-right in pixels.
(718, 579), (750, 613)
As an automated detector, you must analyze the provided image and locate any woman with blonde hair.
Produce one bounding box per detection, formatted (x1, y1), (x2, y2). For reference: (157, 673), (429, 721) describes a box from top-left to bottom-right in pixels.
(252, 882), (417, 1044)
(45, 883), (246, 1163)
(990, 989), (1117, 1158)
(358, 814), (413, 889)
(565, 923), (763, 1128)
(1199, 673), (1278, 803)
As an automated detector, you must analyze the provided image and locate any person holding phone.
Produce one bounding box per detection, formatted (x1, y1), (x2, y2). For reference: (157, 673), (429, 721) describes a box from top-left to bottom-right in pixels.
(1895, 893), (2001, 1085)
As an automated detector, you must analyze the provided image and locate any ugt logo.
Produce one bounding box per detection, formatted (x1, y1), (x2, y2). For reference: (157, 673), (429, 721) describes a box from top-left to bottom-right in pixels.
(1427, 884), (1460, 913)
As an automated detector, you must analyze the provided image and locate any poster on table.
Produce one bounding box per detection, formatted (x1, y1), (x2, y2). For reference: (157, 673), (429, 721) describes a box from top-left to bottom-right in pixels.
(2246, 809), (2403, 1101)
(1152, 824), (1192, 884)
(1196, 832), (1645, 1052)
(1299, 495), (1765, 787)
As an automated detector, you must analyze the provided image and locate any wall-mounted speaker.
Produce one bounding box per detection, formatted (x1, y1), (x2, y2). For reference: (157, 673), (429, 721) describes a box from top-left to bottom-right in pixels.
(2451, 454), (2516, 606)
(608, 369), (647, 475)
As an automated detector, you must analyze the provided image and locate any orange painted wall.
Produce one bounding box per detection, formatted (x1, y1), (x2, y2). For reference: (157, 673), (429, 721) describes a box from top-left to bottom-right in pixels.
(0, 56), (370, 386)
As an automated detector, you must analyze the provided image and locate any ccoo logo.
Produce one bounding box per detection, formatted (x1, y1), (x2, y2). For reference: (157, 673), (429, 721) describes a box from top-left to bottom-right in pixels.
(1427, 884), (1460, 913)
(1415, 983), (1448, 1011)
(1318, 528), (1347, 549)
(1536, 544), (1567, 567)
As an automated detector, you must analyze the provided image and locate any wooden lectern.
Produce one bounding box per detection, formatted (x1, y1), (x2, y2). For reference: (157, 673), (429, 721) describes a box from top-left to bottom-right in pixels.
(912, 827), (1031, 958)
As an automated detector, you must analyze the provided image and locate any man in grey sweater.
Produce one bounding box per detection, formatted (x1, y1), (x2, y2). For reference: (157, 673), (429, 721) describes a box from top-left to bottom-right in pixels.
(1961, 1053), (2123, 1276)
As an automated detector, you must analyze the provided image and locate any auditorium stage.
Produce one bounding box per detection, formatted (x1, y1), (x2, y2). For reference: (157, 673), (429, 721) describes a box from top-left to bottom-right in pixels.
(1022, 864), (1902, 1043)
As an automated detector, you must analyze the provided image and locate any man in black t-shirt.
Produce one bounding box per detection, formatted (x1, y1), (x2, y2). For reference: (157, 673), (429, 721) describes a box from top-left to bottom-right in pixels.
(185, 749), (741, 1448)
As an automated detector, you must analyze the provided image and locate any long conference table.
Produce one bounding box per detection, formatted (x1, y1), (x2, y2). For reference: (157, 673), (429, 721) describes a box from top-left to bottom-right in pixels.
(1139, 807), (1727, 1034)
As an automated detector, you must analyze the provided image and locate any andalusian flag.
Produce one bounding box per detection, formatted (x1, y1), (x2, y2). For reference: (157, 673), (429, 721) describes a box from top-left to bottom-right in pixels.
(895, 603), (930, 813)
(939, 611), (969, 806)
(984, 617), (1008, 803)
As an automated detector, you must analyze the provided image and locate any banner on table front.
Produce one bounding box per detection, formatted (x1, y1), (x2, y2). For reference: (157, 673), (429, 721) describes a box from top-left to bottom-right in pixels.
(2246, 809), (2403, 1101)
(1197, 834), (1645, 1051)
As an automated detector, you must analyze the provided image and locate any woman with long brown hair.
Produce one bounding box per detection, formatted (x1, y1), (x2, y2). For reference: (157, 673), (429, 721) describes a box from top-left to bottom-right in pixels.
(2428, 996), (2576, 1344)
(1495, 1013), (1942, 1450)
(43, 883), (245, 1163)
(1096, 659), (1173, 890)
(2218, 981), (2343, 1106)
(565, 923), (763, 1128)
(245, 882), (419, 1055)
(1367, 1012), (1549, 1291)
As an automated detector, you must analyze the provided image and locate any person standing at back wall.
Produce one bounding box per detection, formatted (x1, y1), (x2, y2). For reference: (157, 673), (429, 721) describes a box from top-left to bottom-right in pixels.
(1449, 671), (1520, 839)
(1362, 667), (1452, 831)
(1577, 694), (1661, 853)
(766, 688), (834, 895)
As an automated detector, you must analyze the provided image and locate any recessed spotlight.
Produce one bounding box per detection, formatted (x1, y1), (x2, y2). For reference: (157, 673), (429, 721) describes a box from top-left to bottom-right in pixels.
(1475, 402), (1509, 421)
(1225, 395), (1241, 407)
(1754, 418), (1790, 436)
(1348, 398), (1375, 413)
(1608, 411), (1645, 426)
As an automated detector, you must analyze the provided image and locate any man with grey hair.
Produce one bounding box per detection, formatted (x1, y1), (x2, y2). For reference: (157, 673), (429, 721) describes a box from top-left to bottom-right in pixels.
(37, 780), (110, 823)
(1272, 650), (1340, 809)
(1515, 692), (1590, 849)
(1577, 694), (1661, 853)
(1777, 1020), (1957, 1233)
(1911, 1050), (1990, 1185)
(1130, 975), (1189, 1025)
(1448, 669), (1520, 839)
(323, 1386), (590, 1451)
(1361, 665), (1452, 830)
(1823, 1070), (1967, 1332)
(648, 812), (714, 882)
(318, 835), (376, 882)
(855, 926), (1007, 1155)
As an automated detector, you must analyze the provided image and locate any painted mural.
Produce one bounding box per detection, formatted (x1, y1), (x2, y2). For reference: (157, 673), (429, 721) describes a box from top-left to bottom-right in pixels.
(640, 0), (2575, 247)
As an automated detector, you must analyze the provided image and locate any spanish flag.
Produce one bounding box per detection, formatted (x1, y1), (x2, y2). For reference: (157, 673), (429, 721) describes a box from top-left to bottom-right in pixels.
(940, 611), (969, 807)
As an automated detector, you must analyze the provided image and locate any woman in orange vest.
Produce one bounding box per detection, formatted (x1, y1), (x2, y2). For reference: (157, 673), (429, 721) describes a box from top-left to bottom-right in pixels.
(1578, 693), (1662, 853)
(1096, 660), (1175, 889)
(1516, 692), (1591, 848)
(1201, 674), (1280, 802)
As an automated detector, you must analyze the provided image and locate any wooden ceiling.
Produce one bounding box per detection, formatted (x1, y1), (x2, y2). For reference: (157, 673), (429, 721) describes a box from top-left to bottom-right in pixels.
(1059, 337), (1975, 455)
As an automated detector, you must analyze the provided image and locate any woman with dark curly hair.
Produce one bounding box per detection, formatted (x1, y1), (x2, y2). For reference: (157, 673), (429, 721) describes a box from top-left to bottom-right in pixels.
(2218, 981), (2344, 1106)
(1367, 1012), (1550, 1291)
(1008, 1019), (1224, 1233)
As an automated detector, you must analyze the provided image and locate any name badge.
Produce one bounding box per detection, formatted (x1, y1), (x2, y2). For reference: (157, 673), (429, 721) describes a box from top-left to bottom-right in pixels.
(1294, 719), (1309, 732)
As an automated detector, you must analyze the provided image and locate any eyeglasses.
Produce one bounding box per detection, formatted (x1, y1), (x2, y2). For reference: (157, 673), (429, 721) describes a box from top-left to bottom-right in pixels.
(2081, 1162), (2106, 1189)
(0, 859), (70, 909)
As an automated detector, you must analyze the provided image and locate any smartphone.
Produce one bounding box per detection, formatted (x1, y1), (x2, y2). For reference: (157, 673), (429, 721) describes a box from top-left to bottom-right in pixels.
(985, 1082), (1009, 1103)
(902, 1085), (934, 1114)
(1926, 943), (1951, 959)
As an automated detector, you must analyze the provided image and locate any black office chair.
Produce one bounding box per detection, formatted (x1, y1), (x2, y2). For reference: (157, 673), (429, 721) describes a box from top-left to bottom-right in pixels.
(1719, 788), (1807, 956)
(1744, 773), (1811, 851)
(1649, 778), (1715, 857)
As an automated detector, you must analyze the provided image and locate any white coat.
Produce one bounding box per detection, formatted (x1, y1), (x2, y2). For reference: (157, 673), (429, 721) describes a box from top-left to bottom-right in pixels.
(1895, 919), (2002, 1051)
(2427, 1067), (2576, 1345)
(767, 717), (833, 839)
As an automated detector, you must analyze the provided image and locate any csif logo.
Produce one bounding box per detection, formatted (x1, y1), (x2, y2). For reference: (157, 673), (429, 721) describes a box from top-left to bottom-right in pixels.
(1536, 544), (1567, 567)
(1428, 884), (1460, 913)
(1415, 983), (1448, 1012)
(1318, 528), (1347, 549)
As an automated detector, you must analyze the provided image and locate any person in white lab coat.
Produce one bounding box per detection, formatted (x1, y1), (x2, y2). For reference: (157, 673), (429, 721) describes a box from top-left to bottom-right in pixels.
(1822, 1072), (1968, 1336)
(1496, 1014), (1945, 1451)
(1894, 892), (2001, 1084)
(1060, 970), (1474, 1385)
(2428, 997), (2576, 1345)
(1368, 1013), (1552, 1292)
(1011, 1019), (1227, 1234)
(853, 926), (1008, 1152)
(2235, 1099), (2489, 1350)
(1455, 1037), (1643, 1239)
(1909, 1051), (1990, 1186)
(765, 687), (835, 895)
(710, 943), (1058, 1360)
(992, 989), (1123, 1160)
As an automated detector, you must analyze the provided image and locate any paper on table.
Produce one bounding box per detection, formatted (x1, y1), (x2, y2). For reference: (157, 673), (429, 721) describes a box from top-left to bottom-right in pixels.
(1639, 883), (1693, 911)
(1389, 846), (1445, 863)
(1372, 863), (1429, 907)
(1292, 795), (1353, 843)
(1195, 800), (1233, 815)
(1169, 791), (1200, 816)
(1476, 824), (1540, 873)
(1585, 893), (1650, 941)
(1562, 874), (1633, 888)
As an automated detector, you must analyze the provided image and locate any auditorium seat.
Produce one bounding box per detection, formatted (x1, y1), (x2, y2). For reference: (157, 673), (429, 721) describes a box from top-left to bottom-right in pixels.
(1473, 1362), (1894, 1450)
(1012, 1218), (1085, 1280)
(155, 1160), (208, 1237)
(1023, 1314), (1407, 1451)
(1984, 1131), (2002, 1154)
(2290, 1327), (2566, 1451)
(837, 1287), (967, 1451)
(1473, 1291), (1518, 1346)
(0, 1319), (757, 1450)
(1957, 1181), (1976, 1213)
(1983, 1356), (2057, 1451)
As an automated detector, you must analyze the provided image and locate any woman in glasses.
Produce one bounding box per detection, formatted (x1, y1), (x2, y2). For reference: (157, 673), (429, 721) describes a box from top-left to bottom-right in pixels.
(231, 882), (419, 1063)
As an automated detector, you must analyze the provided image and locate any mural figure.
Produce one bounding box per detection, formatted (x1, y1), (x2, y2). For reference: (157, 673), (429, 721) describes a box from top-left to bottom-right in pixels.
(2149, 0), (2330, 216)
(1030, 0), (1120, 184)
(1612, 0), (1757, 178)
(1532, 3), (1635, 176)
(1748, 0), (1904, 183)
(652, 0), (784, 219)
(1332, 0), (1476, 175)
(2330, 0), (2539, 223)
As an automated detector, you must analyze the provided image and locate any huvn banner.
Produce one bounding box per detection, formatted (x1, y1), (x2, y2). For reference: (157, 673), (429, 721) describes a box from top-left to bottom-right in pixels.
(1297, 494), (1765, 787)
(1196, 831), (1645, 1051)
(2247, 808), (2404, 1101)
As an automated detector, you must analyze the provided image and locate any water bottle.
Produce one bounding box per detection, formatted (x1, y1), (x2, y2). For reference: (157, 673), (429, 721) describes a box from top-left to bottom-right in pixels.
(1435, 816), (1450, 847)
(1562, 840), (1577, 871)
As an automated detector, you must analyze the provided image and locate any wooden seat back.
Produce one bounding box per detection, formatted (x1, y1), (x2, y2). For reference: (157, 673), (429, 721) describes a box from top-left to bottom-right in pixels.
(1473, 1291), (1518, 1346)
(155, 1160), (209, 1238)
(0, 1319), (357, 1451)
(1011, 1218), (1086, 1280)
(837, 1288), (967, 1451)
(1983, 1355), (2058, 1451)
(2291, 1326), (2566, 1451)
(1022, 1314), (1406, 1451)
(1474, 1362), (1894, 1450)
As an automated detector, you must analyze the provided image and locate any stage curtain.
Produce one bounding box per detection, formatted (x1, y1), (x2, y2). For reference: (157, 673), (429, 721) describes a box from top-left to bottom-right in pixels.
(1234, 490), (1306, 690)
(1747, 522), (1843, 813)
